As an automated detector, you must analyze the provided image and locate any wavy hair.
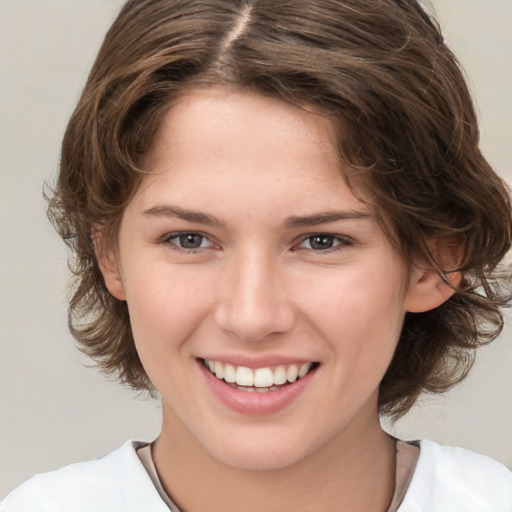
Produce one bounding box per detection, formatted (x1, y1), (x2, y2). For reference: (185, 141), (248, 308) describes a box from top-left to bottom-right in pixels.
(48, 0), (512, 418)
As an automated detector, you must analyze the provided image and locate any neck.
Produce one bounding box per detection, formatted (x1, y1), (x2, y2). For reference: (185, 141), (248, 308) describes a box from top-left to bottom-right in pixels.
(153, 402), (395, 512)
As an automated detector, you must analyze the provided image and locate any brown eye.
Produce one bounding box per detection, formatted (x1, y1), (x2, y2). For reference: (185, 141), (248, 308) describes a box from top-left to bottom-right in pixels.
(308, 235), (336, 250)
(296, 234), (351, 252)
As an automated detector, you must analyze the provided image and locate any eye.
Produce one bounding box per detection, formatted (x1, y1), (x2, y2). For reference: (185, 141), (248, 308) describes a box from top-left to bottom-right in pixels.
(298, 234), (351, 251)
(164, 232), (213, 251)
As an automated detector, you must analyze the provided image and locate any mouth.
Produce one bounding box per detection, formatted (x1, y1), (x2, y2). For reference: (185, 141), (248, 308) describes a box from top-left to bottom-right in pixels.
(201, 358), (320, 393)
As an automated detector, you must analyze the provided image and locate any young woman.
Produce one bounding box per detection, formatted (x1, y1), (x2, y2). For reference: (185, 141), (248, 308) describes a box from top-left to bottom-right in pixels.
(2, 0), (511, 510)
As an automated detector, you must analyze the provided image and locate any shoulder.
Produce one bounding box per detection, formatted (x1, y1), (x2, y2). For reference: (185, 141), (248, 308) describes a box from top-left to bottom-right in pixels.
(0, 441), (168, 512)
(399, 440), (512, 512)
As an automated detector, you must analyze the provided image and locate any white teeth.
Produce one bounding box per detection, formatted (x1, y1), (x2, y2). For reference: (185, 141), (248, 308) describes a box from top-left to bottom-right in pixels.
(286, 365), (298, 383)
(214, 361), (224, 379)
(238, 386), (256, 393)
(273, 366), (287, 385)
(224, 363), (236, 383)
(235, 366), (254, 386)
(254, 368), (274, 388)
(204, 359), (315, 389)
(298, 362), (312, 378)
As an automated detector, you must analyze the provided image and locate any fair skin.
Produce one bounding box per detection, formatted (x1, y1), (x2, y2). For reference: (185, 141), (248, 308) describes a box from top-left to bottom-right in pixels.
(99, 86), (455, 512)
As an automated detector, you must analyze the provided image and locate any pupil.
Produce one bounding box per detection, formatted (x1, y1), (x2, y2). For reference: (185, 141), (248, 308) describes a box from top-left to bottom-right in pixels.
(180, 234), (202, 248)
(311, 235), (333, 250)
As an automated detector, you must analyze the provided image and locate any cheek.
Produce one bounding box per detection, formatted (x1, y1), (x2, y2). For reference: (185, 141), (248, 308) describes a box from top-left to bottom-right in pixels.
(344, 285), (405, 342)
(123, 264), (216, 357)
(344, 277), (406, 383)
(298, 264), (406, 366)
(302, 264), (405, 326)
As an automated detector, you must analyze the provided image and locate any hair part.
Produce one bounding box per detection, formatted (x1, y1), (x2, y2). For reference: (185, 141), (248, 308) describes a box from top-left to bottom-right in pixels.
(48, 0), (512, 418)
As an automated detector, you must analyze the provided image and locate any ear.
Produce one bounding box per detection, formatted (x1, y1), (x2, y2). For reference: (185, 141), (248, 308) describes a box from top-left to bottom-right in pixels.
(92, 228), (126, 301)
(405, 238), (462, 313)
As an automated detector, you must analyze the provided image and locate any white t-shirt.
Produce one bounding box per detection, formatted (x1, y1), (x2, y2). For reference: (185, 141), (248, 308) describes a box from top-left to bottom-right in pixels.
(2, 439), (511, 511)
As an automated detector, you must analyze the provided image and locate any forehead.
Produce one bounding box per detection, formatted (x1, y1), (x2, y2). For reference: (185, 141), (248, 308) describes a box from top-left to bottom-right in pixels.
(139, 86), (356, 209)
(148, 86), (338, 170)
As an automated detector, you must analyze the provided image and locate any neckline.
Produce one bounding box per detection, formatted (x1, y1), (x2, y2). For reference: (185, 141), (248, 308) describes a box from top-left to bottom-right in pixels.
(136, 439), (420, 512)
(388, 440), (420, 512)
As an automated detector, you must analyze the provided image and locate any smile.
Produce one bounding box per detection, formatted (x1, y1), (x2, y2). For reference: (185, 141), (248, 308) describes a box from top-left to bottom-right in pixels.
(202, 359), (317, 392)
(199, 357), (320, 415)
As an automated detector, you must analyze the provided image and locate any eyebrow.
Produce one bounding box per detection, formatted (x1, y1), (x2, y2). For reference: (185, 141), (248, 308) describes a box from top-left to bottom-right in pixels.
(142, 204), (372, 228)
(142, 205), (225, 227)
(284, 210), (373, 228)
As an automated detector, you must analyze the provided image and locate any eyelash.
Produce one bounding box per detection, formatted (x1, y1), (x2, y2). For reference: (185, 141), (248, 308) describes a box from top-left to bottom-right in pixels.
(162, 231), (353, 254)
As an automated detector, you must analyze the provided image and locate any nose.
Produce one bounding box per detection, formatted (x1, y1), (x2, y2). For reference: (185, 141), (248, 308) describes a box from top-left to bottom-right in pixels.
(214, 251), (296, 342)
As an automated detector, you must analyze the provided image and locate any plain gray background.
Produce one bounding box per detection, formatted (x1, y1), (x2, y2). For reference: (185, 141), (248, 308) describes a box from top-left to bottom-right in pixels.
(1, 0), (511, 499)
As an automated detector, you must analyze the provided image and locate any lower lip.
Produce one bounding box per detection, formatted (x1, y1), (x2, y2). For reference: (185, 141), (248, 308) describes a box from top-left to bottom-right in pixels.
(198, 361), (316, 416)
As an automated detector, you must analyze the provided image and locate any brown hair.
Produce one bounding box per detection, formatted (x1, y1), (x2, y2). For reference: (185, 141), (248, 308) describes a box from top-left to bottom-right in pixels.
(48, 0), (512, 418)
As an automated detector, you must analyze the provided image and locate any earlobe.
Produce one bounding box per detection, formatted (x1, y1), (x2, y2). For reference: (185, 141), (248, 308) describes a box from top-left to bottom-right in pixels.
(405, 238), (462, 313)
(92, 229), (126, 301)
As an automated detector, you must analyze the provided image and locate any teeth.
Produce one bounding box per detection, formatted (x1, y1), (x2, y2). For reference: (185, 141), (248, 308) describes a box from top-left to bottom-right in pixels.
(214, 361), (224, 379)
(254, 368), (273, 387)
(286, 365), (298, 383)
(224, 363), (236, 383)
(238, 385), (256, 393)
(273, 366), (287, 385)
(235, 366), (254, 386)
(298, 362), (311, 378)
(204, 359), (315, 389)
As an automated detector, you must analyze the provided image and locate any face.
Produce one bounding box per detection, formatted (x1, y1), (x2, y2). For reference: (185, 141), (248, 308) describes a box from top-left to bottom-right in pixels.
(103, 86), (430, 471)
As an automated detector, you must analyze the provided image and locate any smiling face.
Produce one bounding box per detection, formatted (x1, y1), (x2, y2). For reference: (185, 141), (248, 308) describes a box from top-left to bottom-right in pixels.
(100, 86), (434, 471)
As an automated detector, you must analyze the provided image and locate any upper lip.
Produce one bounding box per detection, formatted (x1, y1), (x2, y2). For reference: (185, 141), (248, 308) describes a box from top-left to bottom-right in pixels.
(198, 355), (318, 369)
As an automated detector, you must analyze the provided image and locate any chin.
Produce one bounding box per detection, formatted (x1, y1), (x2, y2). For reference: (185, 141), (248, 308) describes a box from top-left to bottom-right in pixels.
(203, 429), (321, 472)
(216, 447), (306, 472)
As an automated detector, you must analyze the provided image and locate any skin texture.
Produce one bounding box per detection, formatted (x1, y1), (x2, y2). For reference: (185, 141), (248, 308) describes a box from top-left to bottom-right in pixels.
(99, 86), (455, 511)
